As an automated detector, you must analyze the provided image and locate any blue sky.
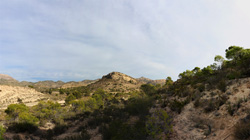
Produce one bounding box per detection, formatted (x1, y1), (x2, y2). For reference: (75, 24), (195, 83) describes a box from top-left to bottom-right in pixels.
(1, 0), (250, 82)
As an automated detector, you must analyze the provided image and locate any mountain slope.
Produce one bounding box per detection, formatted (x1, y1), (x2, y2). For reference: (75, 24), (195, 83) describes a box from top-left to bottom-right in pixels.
(0, 74), (19, 86)
(61, 80), (98, 89)
(0, 85), (46, 109)
(88, 72), (143, 93)
(137, 77), (166, 85)
(0, 74), (16, 81)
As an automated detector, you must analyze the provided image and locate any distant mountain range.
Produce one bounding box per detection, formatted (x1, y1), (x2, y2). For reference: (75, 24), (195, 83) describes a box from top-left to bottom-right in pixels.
(0, 72), (166, 90)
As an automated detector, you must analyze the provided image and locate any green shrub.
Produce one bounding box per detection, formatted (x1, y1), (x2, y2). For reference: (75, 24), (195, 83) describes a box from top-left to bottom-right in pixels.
(5, 104), (29, 119)
(169, 99), (188, 113)
(5, 104), (39, 133)
(31, 100), (65, 128)
(59, 88), (65, 94)
(8, 112), (38, 133)
(65, 94), (76, 104)
(140, 84), (157, 96)
(0, 125), (5, 140)
(146, 109), (172, 139)
(71, 100), (85, 112)
(18, 112), (38, 125)
(85, 98), (99, 111)
(94, 88), (106, 96)
(165, 77), (173, 87)
(226, 71), (241, 80)
(101, 120), (147, 140)
(125, 97), (153, 116)
(92, 94), (105, 108)
(28, 85), (34, 88)
(73, 91), (82, 99)
(33, 101), (62, 120)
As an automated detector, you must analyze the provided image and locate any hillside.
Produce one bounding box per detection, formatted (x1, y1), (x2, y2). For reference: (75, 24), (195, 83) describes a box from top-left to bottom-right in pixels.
(167, 77), (250, 140)
(2, 46), (250, 140)
(87, 72), (143, 93)
(137, 77), (166, 85)
(0, 74), (19, 86)
(61, 80), (98, 89)
(0, 74), (16, 81)
(0, 85), (46, 109)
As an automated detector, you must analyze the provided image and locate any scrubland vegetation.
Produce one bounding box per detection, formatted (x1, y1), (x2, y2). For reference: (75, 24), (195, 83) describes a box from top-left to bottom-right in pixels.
(1, 46), (250, 139)
(1, 84), (172, 139)
(163, 46), (250, 111)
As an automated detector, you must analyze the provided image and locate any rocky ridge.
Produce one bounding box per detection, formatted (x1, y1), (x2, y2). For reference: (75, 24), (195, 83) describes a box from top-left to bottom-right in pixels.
(88, 72), (143, 93)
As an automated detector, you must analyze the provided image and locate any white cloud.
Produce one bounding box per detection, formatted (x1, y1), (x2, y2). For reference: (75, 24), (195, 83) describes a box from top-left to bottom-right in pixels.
(1, 0), (250, 81)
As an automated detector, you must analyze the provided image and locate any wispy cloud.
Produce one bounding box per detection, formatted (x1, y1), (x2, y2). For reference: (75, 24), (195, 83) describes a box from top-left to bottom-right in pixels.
(0, 0), (249, 81)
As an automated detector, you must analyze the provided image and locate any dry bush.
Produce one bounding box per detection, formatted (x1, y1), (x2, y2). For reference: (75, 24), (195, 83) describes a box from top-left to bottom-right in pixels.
(189, 115), (212, 136)
(234, 120), (250, 139)
(199, 95), (228, 113)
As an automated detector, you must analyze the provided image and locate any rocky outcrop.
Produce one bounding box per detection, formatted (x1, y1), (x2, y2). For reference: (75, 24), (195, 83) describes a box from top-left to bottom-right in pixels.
(89, 72), (142, 93)
(102, 72), (138, 84)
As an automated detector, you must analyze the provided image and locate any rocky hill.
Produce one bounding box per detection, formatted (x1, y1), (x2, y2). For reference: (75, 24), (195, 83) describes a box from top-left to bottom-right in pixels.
(137, 77), (166, 85)
(88, 72), (143, 93)
(0, 74), (19, 86)
(0, 74), (16, 81)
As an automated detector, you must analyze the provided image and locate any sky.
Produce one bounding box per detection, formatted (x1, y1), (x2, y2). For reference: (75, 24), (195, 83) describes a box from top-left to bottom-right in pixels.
(1, 0), (250, 82)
